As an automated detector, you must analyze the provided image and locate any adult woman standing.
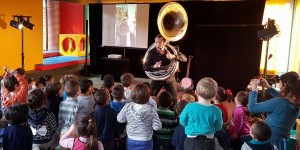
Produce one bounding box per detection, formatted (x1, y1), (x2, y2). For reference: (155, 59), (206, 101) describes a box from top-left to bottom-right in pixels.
(249, 72), (300, 147)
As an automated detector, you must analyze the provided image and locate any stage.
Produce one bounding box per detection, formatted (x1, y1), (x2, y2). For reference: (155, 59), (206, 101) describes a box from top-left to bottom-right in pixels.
(34, 50), (90, 71)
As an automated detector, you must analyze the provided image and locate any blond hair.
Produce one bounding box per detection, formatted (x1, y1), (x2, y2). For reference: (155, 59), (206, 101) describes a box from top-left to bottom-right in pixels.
(181, 93), (195, 102)
(196, 77), (218, 100)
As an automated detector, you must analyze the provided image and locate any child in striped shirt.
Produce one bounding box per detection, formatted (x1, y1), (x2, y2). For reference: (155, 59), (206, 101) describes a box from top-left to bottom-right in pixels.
(154, 91), (177, 150)
(58, 80), (83, 136)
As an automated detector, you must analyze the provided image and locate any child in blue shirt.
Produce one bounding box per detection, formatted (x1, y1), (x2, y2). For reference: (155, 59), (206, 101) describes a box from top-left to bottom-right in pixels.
(92, 88), (118, 150)
(3, 104), (33, 150)
(172, 100), (189, 150)
(110, 84), (126, 150)
(110, 84), (126, 113)
(179, 77), (223, 150)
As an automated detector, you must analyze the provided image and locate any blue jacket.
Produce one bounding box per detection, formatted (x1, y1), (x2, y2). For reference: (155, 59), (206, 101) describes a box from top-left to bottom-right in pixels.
(91, 105), (118, 144)
(110, 100), (126, 114)
(3, 125), (33, 150)
(248, 88), (300, 147)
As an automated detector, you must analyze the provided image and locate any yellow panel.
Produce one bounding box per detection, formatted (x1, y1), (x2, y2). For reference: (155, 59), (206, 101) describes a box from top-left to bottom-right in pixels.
(59, 34), (87, 57)
(0, 0), (43, 75)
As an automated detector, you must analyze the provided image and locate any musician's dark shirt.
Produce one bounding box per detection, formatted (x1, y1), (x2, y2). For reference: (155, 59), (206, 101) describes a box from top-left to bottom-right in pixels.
(143, 48), (171, 72)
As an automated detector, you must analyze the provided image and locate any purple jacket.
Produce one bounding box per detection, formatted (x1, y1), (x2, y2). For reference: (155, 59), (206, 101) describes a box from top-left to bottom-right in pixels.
(231, 105), (250, 135)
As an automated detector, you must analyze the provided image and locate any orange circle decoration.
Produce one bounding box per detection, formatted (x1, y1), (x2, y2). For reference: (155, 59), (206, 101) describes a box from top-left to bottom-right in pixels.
(62, 37), (75, 53)
(79, 37), (85, 52)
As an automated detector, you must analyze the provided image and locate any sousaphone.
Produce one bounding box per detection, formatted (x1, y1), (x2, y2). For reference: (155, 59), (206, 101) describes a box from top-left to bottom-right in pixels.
(144, 2), (188, 81)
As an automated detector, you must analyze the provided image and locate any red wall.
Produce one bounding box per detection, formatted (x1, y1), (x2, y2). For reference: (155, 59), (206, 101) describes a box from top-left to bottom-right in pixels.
(60, 2), (84, 34)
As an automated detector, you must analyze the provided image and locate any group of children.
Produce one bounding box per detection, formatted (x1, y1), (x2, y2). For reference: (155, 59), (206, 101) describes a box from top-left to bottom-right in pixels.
(0, 67), (279, 150)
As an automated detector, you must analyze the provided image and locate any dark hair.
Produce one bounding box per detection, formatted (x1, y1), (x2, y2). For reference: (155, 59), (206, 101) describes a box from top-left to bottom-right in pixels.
(4, 75), (19, 92)
(46, 82), (62, 98)
(175, 100), (189, 115)
(103, 74), (114, 89)
(15, 68), (25, 75)
(131, 83), (150, 104)
(112, 84), (124, 100)
(236, 91), (248, 107)
(155, 34), (166, 42)
(28, 89), (45, 113)
(94, 88), (109, 106)
(38, 75), (54, 87)
(279, 71), (300, 105)
(79, 79), (92, 93)
(5, 104), (29, 125)
(216, 87), (233, 102)
(88, 80), (94, 86)
(75, 115), (98, 150)
(251, 121), (272, 141)
(184, 89), (198, 101)
(28, 77), (36, 84)
(120, 73), (134, 87)
(143, 82), (152, 95)
(158, 91), (173, 108)
(65, 80), (80, 97)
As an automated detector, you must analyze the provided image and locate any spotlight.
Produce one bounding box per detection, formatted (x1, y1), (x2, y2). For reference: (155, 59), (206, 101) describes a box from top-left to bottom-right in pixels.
(10, 20), (23, 29)
(257, 19), (279, 40)
(22, 20), (34, 30)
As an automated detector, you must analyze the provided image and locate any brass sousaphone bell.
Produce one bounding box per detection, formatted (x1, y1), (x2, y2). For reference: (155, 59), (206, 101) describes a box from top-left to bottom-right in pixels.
(144, 2), (188, 81)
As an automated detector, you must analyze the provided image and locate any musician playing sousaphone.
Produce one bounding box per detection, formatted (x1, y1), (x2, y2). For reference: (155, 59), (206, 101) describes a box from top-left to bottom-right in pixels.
(143, 34), (187, 98)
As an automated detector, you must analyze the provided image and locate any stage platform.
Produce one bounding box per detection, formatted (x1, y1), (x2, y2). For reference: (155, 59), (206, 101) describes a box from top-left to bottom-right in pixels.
(43, 50), (60, 58)
(35, 50), (90, 71)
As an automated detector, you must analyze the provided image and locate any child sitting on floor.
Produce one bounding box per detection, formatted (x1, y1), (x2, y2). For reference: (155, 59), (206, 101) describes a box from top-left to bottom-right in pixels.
(60, 114), (104, 150)
(154, 91), (177, 150)
(58, 80), (83, 136)
(120, 73), (135, 103)
(2, 67), (28, 109)
(3, 104), (33, 150)
(78, 79), (95, 114)
(92, 88), (118, 150)
(27, 89), (59, 149)
(228, 91), (251, 150)
(241, 121), (277, 150)
(110, 84), (126, 150)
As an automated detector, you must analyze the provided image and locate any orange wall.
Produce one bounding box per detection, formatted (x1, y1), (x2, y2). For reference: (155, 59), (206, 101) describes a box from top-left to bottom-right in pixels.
(0, 0), (43, 75)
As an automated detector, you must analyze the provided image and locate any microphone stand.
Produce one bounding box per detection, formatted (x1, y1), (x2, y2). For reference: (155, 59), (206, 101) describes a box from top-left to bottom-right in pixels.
(261, 18), (271, 101)
(21, 28), (24, 69)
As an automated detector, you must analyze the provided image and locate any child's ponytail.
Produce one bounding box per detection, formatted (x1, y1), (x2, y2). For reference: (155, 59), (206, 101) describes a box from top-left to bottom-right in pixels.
(225, 89), (233, 102)
(85, 134), (98, 150)
(75, 115), (98, 150)
(217, 87), (233, 102)
(85, 118), (98, 150)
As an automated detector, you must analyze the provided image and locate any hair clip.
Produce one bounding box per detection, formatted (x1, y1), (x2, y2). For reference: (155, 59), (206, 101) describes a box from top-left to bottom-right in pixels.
(88, 119), (92, 122)
(225, 89), (232, 96)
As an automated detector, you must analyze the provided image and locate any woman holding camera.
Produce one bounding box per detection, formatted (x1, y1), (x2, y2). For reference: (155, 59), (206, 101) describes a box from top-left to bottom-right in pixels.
(249, 71), (300, 147)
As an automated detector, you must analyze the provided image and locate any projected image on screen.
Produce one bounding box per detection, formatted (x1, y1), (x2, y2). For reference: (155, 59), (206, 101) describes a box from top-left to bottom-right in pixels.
(115, 4), (137, 47)
(102, 4), (149, 48)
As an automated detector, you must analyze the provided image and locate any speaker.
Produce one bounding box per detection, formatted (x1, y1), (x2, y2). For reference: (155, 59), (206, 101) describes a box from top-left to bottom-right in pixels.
(81, 65), (91, 76)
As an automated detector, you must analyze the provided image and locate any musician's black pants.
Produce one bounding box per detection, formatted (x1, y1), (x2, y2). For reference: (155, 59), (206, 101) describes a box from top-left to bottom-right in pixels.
(151, 76), (177, 99)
